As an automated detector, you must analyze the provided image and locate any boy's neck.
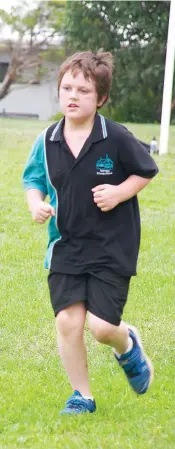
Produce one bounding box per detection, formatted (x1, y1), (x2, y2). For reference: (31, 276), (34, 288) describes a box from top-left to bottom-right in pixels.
(64, 114), (96, 134)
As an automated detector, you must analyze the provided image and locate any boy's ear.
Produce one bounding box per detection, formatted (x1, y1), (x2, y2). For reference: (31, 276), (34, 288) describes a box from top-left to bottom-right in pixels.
(97, 95), (108, 108)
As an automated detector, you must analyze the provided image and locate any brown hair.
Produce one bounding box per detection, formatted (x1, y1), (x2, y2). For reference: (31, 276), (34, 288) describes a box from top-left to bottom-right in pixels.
(57, 50), (114, 107)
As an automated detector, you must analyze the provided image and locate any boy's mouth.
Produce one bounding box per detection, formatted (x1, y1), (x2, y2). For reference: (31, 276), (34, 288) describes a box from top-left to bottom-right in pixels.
(68, 104), (78, 108)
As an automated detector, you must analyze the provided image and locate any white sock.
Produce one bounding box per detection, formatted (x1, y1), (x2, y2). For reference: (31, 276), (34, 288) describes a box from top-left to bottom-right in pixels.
(115, 336), (133, 359)
(82, 395), (94, 401)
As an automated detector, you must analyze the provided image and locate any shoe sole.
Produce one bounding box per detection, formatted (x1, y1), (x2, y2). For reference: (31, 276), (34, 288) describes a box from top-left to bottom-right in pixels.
(127, 324), (154, 390)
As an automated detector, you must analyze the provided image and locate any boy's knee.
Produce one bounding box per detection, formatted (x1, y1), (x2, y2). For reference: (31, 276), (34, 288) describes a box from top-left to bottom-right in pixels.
(56, 303), (86, 337)
(88, 313), (112, 344)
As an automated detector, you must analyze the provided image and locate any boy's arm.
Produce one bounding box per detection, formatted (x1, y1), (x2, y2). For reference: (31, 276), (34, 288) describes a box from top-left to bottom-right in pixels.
(92, 127), (159, 212)
(116, 174), (151, 200)
(26, 189), (54, 224)
(23, 132), (48, 195)
(26, 189), (45, 211)
(23, 132), (55, 223)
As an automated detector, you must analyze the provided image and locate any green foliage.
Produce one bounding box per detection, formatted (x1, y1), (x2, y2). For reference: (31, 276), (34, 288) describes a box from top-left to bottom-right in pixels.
(42, 47), (65, 63)
(64, 0), (174, 123)
(0, 1), (66, 98)
(49, 111), (64, 121)
(0, 1), (66, 39)
(0, 118), (175, 448)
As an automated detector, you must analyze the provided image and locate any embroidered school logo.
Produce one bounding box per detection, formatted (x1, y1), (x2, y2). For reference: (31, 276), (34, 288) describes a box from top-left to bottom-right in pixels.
(96, 154), (114, 175)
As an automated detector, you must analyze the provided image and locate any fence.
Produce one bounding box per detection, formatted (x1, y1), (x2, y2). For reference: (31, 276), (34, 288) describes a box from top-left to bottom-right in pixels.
(0, 109), (39, 119)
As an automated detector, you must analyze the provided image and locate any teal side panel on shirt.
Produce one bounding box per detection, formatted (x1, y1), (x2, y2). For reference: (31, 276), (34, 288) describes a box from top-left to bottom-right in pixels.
(22, 129), (61, 269)
(23, 132), (48, 195)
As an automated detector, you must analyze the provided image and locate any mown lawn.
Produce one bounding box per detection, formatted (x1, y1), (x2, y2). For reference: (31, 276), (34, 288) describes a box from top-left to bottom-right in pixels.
(0, 118), (175, 449)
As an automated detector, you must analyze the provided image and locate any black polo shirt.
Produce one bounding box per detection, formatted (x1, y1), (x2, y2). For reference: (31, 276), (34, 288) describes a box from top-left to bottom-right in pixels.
(45, 113), (158, 276)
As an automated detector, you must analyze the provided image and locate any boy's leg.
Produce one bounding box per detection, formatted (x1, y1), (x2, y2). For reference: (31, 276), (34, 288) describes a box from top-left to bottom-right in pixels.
(88, 312), (153, 394)
(88, 314), (130, 354)
(87, 270), (153, 394)
(87, 269), (131, 353)
(56, 301), (92, 397)
(48, 272), (92, 397)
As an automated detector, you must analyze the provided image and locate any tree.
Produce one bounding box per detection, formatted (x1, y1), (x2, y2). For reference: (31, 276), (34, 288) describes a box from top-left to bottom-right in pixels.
(65, 0), (173, 122)
(0, 0), (65, 100)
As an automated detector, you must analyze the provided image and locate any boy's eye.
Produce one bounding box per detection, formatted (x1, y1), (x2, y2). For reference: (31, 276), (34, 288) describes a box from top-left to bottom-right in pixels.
(62, 86), (89, 93)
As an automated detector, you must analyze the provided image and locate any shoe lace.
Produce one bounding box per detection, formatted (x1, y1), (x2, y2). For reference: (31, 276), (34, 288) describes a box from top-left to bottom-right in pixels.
(66, 398), (86, 411)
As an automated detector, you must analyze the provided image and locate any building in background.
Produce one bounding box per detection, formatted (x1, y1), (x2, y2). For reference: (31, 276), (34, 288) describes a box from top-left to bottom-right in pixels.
(0, 43), (60, 120)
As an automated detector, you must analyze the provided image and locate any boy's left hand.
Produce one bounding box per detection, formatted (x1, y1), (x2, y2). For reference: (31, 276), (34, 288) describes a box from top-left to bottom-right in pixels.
(92, 184), (120, 212)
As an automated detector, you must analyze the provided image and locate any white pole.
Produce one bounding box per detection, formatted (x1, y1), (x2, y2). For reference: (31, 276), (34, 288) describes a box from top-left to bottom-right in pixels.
(159, 0), (175, 155)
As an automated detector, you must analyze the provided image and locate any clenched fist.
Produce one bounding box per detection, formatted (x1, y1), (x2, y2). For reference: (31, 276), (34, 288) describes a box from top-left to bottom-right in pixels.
(31, 201), (55, 224)
(92, 184), (120, 212)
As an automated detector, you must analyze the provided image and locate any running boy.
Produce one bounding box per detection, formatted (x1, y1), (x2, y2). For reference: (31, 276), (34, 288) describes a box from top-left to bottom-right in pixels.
(23, 51), (158, 415)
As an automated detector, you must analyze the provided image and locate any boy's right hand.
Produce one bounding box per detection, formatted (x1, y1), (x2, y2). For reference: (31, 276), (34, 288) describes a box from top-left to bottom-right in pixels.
(31, 201), (55, 224)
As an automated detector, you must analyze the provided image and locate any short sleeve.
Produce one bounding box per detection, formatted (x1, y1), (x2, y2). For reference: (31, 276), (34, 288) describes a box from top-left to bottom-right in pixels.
(118, 127), (159, 178)
(22, 131), (48, 196)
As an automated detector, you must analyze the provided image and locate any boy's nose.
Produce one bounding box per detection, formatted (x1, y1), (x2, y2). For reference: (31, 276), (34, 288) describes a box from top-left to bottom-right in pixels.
(70, 89), (78, 99)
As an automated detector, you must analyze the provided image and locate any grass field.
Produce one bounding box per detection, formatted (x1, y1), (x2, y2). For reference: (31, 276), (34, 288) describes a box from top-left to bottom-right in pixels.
(0, 118), (175, 449)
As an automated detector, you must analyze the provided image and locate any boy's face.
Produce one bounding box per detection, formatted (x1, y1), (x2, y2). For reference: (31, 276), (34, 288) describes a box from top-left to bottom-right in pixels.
(59, 70), (105, 122)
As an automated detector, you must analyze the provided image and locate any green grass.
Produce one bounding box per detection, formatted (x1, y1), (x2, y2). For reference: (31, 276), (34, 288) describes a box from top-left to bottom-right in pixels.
(0, 118), (175, 449)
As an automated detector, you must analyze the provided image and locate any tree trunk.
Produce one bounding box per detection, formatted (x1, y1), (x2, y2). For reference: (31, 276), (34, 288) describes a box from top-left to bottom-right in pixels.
(0, 62), (17, 100)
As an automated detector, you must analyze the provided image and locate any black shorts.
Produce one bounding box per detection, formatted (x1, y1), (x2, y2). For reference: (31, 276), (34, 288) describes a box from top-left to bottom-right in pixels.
(48, 270), (130, 326)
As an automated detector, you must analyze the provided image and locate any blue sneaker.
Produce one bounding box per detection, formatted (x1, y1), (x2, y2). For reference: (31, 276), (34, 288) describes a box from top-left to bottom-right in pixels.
(60, 390), (96, 415)
(114, 326), (154, 394)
